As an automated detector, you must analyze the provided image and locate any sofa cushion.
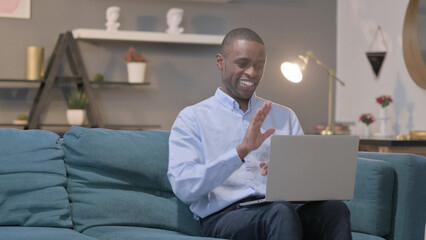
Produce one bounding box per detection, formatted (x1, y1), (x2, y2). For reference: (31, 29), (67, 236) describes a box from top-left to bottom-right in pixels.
(352, 231), (386, 240)
(0, 129), (72, 228)
(0, 227), (97, 240)
(345, 158), (394, 237)
(83, 226), (227, 240)
(63, 127), (200, 235)
(358, 152), (426, 240)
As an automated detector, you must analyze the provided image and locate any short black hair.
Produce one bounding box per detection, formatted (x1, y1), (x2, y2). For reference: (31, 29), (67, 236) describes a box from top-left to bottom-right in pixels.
(220, 28), (264, 56)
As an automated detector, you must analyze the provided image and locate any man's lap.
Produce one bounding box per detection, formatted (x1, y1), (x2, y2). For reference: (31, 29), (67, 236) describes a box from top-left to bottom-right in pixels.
(200, 200), (351, 240)
(200, 201), (301, 239)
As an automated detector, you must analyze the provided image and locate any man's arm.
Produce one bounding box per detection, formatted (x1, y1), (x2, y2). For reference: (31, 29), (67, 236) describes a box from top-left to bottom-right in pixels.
(167, 110), (244, 204)
(168, 102), (275, 204)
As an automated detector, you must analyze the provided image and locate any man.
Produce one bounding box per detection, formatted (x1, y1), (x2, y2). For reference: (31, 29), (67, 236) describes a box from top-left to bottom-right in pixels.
(167, 28), (352, 240)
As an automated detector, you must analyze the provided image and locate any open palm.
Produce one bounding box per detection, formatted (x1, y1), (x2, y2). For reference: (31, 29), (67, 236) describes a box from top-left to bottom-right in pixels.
(237, 101), (275, 159)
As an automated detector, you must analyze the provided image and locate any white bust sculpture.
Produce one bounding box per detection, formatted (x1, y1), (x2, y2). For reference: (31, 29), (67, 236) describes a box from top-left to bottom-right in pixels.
(105, 6), (120, 31)
(166, 8), (184, 34)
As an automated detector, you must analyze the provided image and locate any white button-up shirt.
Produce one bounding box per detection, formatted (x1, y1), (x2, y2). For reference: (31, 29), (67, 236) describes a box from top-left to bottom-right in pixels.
(167, 88), (304, 219)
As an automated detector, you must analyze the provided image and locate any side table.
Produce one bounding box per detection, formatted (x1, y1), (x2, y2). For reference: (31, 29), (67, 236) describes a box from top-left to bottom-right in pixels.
(359, 137), (426, 157)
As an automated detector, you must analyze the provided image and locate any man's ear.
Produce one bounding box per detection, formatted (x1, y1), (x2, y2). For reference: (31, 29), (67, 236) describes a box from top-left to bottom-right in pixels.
(216, 53), (224, 70)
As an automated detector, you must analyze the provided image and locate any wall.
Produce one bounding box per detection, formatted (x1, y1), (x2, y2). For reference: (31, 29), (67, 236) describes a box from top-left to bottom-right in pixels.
(0, 0), (336, 132)
(336, 0), (426, 136)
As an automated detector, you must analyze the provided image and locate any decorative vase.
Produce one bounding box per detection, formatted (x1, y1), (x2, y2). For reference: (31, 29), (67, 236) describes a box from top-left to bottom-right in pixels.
(379, 107), (388, 118)
(126, 62), (146, 83)
(374, 107), (392, 137)
(66, 109), (85, 125)
(363, 125), (371, 137)
(26, 46), (44, 80)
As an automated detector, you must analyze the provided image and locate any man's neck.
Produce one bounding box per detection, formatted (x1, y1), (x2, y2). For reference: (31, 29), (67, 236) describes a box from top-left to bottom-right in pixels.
(237, 100), (249, 112)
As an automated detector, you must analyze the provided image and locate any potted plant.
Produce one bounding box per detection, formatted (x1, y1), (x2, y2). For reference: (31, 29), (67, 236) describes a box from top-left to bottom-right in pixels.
(122, 46), (147, 83)
(375, 95), (393, 137)
(92, 73), (104, 82)
(66, 91), (89, 125)
(376, 95), (393, 117)
(13, 113), (28, 125)
(359, 113), (375, 137)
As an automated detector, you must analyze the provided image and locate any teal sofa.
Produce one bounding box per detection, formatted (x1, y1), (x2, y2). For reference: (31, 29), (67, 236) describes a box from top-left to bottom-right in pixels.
(0, 127), (222, 240)
(348, 152), (426, 240)
(0, 127), (425, 240)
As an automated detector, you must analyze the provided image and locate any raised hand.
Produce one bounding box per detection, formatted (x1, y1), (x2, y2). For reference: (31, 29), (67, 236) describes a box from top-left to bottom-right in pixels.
(237, 101), (275, 160)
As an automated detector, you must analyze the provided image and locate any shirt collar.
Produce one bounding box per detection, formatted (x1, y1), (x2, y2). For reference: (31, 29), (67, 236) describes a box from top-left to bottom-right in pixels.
(215, 88), (257, 112)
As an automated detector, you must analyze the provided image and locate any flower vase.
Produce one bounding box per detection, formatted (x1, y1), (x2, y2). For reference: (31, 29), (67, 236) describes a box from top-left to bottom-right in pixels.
(363, 125), (371, 137)
(126, 62), (146, 83)
(374, 107), (392, 137)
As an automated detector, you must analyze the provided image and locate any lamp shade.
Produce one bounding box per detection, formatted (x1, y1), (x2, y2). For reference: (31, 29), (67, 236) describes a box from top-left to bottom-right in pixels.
(281, 62), (303, 83)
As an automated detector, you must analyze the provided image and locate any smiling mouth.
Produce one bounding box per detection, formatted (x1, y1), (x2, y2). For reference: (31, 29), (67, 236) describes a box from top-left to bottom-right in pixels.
(240, 80), (254, 87)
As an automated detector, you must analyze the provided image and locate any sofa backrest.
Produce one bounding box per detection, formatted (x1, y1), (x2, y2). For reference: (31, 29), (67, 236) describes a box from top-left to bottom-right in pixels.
(0, 129), (72, 228)
(62, 127), (200, 235)
(345, 157), (394, 237)
(358, 152), (426, 240)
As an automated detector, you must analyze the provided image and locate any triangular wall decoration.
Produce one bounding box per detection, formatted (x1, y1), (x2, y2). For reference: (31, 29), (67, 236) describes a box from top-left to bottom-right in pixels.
(366, 26), (388, 78)
(366, 51), (387, 77)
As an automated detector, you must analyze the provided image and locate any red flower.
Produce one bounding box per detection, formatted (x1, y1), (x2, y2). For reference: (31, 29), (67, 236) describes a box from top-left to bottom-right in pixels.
(122, 46), (147, 62)
(359, 113), (375, 126)
(376, 95), (393, 108)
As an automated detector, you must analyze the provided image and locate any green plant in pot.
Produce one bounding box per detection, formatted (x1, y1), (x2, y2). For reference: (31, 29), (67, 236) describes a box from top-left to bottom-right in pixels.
(66, 91), (89, 125)
(13, 113), (29, 125)
(92, 73), (104, 82)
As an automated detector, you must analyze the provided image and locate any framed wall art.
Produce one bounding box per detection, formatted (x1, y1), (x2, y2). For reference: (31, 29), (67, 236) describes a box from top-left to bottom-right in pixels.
(0, 0), (31, 19)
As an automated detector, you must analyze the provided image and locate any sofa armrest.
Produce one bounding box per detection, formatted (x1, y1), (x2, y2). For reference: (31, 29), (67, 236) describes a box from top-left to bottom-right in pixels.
(358, 152), (426, 240)
(346, 158), (394, 237)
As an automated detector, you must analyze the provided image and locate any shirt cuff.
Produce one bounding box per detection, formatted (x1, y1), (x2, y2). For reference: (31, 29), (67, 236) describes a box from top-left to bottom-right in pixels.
(228, 147), (244, 171)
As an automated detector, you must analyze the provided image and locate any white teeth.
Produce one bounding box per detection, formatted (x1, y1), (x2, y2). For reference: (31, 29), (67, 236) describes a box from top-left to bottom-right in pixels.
(240, 80), (254, 86)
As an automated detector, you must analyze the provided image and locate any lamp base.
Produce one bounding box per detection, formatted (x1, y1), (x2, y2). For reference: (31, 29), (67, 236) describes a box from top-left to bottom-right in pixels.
(321, 126), (335, 135)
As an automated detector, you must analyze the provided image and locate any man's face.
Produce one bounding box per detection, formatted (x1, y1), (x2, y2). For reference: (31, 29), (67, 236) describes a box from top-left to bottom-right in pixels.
(216, 39), (266, 104)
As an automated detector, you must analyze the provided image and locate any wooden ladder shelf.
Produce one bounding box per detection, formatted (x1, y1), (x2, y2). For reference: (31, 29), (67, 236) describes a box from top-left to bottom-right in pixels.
(27, 31), (104, 129)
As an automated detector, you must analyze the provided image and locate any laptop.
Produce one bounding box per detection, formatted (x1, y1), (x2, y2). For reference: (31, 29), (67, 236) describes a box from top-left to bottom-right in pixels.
(239, 135), (359, 207)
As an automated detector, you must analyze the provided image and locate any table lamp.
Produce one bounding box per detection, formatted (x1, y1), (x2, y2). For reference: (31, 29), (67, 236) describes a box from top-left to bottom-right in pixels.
(281, 51), (345, 135)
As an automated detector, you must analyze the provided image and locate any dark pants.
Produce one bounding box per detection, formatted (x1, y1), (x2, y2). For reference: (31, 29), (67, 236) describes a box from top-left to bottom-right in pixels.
(200, 200), (352, 240)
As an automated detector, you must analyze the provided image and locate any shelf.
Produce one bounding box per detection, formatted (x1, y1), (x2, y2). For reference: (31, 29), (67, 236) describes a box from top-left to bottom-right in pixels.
(72, 29), (224, 45)
(0, 124), (26, 130)
(0, 79), (42, 88)
(0, 79), (42, 83)
(90, 81), (150, 87)
(0, 78), (150, 87)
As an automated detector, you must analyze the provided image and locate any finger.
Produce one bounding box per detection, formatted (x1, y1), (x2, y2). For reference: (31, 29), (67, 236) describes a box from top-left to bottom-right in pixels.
(262, 128), (275, 141)
(251, 109), (264, 128)
(258, 102), (268, 116)
(258, 102), (272, 121)
(263, 102), (272, 117)
(250, 102), (273, 129)
(261, 163), (268, 176)
(261, 167), (268, 176)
